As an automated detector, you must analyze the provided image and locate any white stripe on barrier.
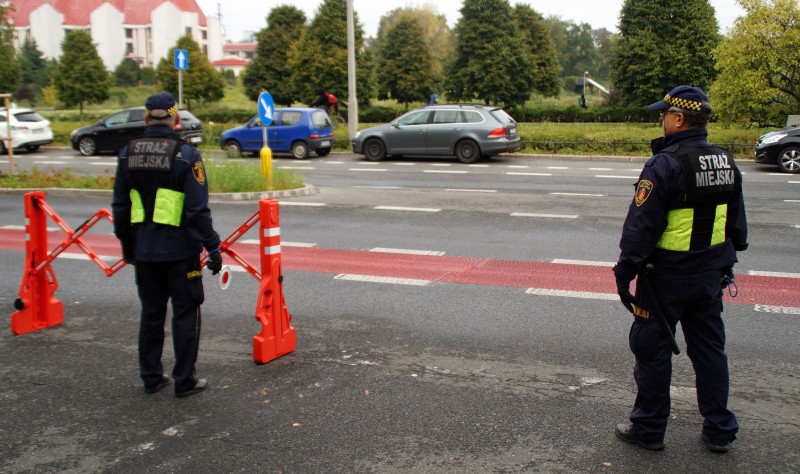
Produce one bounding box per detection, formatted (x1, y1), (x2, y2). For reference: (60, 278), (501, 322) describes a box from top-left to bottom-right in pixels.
(263, 227), (280, 238)
(264, 245), (281, 255)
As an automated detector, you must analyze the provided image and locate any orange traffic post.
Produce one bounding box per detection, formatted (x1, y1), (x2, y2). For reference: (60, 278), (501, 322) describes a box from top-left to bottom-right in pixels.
(11, 192), (64, 335)
(252, 198), (296, 364)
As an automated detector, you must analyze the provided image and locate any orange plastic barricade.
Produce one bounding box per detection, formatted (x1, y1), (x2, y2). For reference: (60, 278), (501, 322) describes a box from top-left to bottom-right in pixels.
(11, 192), (64, 334)
(252, 198), (297, 364)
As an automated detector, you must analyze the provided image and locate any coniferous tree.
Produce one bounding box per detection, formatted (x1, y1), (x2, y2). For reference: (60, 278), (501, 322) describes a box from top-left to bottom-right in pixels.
(445, 0), (534, 108)
(51, 30), (112, 116)
(0, 3), (18, 93)
(17, 39), (48, 88)
(710, 0), (800, 126)
(377, 18), (435, 106)
(287, 0), (375, 107)
(114, 58), (141, 86)
(610, 0), (720, 107)
(243, 6), (306, 105)
(156, 35), (224, 108)
(514, 5), (561, 97)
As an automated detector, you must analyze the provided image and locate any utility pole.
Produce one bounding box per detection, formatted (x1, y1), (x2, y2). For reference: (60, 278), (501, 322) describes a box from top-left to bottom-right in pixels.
(346, 0), (358, 138)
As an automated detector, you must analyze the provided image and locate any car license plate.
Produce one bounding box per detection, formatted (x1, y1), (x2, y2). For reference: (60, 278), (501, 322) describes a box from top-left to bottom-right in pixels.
(190, 136), (202, 143)
(509, 127), (516, 135)
(321, 140), (330, 147)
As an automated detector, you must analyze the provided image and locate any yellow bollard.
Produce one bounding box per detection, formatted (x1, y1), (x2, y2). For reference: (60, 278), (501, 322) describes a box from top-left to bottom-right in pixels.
(260, 146), (273, 186)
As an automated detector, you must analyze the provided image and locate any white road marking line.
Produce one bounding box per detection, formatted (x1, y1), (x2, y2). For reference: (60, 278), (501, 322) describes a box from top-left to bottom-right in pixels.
(240, 239), (316, 247)
(595, 175), (639, 179)
(507, 165), (529, 168)
(423, 170), (468, 174)
(357, 162), (381, 165)
(279, 166), (314, 170)
(445, 188), (497, 193)
(349, 168), (388, 172)
(88, 162), (117, 166)
(748, 270), (800, 278)
(374, 206), (441, 212)
(590, 167), (612, 171)
(323, 161), (344, 164)
(34, 161), (65, 165)
(430, 163), (451, 167)
(58, 156), (76, 159)
(369, 247), (446, 256)
(546, 166), (569, 169)
(784, 200), (800, 203)
(552, 259), (615, 267)
(393, 163), (416, 166)
(467, 164), (489, 168)
(754, 305), (800, 314)
(789, 181), (800, 184)
(550, 192), (605, 197)
(511, 212), (578, 219)
(506, 172), (552, 176)
(334, 274), (430, 286)
(526, 288), (617, 300)
(768, 173), (787, 176)
(277, 201), (327, 206)
(794, 225), (800, 229)
(353, 185), (402, 189)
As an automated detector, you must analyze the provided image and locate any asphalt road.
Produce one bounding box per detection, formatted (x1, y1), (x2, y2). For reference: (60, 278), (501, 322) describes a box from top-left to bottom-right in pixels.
(0, 152), (798, 473)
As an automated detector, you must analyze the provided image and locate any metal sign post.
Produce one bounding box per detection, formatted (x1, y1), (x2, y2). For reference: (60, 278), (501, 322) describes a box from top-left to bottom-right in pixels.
(174, 49), (189, 107)
(257, 91), (275, 182)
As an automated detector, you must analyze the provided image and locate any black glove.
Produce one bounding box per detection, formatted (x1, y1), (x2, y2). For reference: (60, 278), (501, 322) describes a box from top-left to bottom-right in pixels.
(615, 275), (636, 314)
(206, 248), (222, 275)
(121, 238), (136, 264)
(721, 266), (734, 289)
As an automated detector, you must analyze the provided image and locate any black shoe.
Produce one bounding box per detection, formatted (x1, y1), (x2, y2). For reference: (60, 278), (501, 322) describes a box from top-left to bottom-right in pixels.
(615, 423), (665, 451)
(702, 434), (731, 453)
(144, 376), (170, 394)
(175, 378), (208, 398)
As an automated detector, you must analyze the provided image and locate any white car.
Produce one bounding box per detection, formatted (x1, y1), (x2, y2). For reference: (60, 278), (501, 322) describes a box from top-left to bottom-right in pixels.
(0, 108), (54, 153)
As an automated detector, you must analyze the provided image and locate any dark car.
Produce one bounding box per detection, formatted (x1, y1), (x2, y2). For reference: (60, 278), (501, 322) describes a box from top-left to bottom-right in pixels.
(220, 108), (334, 159)
(755, 125), (800, 173)
(70, 107), (203, 156)
(351, 104), (520, 163)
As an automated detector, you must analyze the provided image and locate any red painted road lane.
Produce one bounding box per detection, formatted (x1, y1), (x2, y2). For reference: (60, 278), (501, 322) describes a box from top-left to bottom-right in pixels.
(0, 229), (798, 308)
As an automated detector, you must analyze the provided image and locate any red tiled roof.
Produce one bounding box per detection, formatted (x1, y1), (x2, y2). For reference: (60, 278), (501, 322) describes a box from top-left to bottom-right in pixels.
(212, 58), (249, 67)
(9, 0), (207, 28)
(223, 42), (257, 52)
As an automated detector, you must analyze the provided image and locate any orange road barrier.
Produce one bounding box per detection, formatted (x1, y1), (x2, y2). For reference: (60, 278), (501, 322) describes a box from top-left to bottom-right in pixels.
(11, 192), (297, 365)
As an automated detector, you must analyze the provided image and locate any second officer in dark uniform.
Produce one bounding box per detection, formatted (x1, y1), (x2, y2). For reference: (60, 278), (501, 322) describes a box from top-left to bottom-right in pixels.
(112, 92), (222, 398)
(613, 86), (748, 452)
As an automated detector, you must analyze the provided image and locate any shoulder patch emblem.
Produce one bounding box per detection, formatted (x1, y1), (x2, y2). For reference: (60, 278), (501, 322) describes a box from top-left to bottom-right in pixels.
(192, 161), (205, 185)
(634, 180), (653, 207)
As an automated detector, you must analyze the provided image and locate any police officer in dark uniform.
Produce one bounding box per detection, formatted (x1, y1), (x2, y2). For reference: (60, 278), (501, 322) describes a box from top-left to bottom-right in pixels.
(613, 86), (748, 452)
(112, 92), (223, 398)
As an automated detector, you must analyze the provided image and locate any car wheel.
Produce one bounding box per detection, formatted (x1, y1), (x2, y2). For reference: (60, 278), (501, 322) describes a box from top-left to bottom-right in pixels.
(778, 146), (800, 173)
(292, 141), (309, 159)
(25, 144), (40, 152)
(224, 140), (242, 158)
(315, 148), (331, 157)
(363, 139), (386, 161)
(455, 139), (480, 163)
(78, 137), (97, 156)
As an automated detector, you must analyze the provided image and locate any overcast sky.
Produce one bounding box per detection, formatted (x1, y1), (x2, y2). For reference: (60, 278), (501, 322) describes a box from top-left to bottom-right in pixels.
(195, 0), (745, 42)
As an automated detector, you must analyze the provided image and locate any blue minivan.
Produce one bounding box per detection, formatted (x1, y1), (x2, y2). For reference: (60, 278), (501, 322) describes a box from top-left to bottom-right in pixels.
(220, 107), (335, 159)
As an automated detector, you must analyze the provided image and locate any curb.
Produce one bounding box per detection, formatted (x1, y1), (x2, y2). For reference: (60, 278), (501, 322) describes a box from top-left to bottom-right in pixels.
(0, 185), (320, 201)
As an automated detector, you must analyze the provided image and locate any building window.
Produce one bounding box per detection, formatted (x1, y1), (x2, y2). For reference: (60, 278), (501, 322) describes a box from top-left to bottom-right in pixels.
(185, 27), (192, 36)
(202, 31), (207, 40)
(125, 28), (133, 39)
(202, 45), (207, 56)
(126, 43), (134, 55)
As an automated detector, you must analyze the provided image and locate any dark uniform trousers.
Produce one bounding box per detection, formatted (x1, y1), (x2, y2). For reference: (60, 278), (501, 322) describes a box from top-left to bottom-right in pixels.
(630, 269), (739, 444)
(135, 256), (204, 393)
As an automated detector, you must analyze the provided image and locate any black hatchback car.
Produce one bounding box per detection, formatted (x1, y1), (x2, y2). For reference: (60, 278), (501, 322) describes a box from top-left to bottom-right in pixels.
(754, 124), (800, 173)
(70, 106), (203, 156)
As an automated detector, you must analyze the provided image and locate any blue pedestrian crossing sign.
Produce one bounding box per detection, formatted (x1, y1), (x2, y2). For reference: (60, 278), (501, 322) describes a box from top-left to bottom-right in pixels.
(258, 91), (275, 126)
(174, 49), (189, 70)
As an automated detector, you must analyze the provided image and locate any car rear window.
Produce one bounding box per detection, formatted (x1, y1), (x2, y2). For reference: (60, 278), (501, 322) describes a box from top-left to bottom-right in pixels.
(14, 111), (46, 122)
(489, 109), (515, 124)
(311, 111), (332, 128)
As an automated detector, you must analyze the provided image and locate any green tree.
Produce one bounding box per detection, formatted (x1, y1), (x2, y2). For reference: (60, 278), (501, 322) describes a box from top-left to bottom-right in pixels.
(610, 0), (720, 107)
(287, 0), (375, 106)
(372, 5), (452, 90)
(445, 0), (534, 107)
(377, 18), (435, 105)
(546, 18), (601, 78)
(156, 35), (224, 108)
(17, 39), (48, 88)
(593, 28), (618, 83)
(242, 6), (306, 105)
(514, 5), (561, 97)
(51, 30), (112, 116)
(0, 3), (18, 93)
(114, 58), (141, 86)
(710, 0), (800, 126)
